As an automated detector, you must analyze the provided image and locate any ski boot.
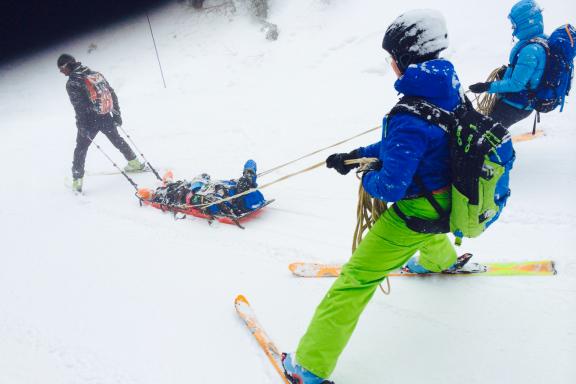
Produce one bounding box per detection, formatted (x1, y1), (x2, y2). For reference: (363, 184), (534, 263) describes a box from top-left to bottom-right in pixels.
(243, 159), (257, 176)
(124, 159), (146, 172)
(72, 178), (83, 193)
(237, 159), (258, 193)
(402, 253), (473, 274)
(402, 257), (432, 274)
(442, 253), (474, 274)
(281, 353), (334, 384)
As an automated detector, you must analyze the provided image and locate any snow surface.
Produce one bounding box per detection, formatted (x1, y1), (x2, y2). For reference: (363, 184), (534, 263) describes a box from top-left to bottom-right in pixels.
(1, 0), (575, 383)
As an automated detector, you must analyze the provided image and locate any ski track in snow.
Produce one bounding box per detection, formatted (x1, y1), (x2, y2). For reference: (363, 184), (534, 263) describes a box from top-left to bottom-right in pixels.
(1, 1), (576, 383)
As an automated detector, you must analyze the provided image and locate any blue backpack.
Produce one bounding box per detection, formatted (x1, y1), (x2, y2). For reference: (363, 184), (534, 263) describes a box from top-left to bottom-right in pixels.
(509, 24), (576, 112)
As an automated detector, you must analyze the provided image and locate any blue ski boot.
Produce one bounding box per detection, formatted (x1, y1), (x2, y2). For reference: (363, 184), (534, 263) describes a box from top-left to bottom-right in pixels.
(243, 159), (257, 179)
(402, 257), (432, 274)
(281, 353), (334, 384)
(232, 159), (266, 214)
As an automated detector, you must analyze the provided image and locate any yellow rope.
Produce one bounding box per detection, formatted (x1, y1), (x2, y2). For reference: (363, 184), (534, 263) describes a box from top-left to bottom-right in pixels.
(352, 182), (387, 253)
(475, 66), (505, 115)
(168, 128), (384, 210)
(191, 161), (326, 210)
(258, 125), (381, 177)
(196, 158), (377, 210)
(349, 158), (391, 295)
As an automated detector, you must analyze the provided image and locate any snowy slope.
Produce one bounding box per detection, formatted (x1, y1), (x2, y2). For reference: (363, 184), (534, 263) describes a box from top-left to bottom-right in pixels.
(1, 0), (575, 383)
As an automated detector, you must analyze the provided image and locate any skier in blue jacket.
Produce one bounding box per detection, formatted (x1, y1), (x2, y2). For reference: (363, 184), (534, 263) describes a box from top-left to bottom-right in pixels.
(469, 0), (547, 128)
(282, 10), (470, 383)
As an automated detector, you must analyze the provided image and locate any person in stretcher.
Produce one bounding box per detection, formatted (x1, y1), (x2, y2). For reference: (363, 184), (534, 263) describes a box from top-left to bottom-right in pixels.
(138, 160), (266, 218)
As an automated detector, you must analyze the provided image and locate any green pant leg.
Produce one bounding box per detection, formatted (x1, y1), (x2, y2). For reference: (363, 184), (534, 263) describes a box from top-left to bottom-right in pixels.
(418, 233), (457, 272)
(296, 194), (455, 378)
(397, 192), (456, 272)
(296, 208), (425, 378)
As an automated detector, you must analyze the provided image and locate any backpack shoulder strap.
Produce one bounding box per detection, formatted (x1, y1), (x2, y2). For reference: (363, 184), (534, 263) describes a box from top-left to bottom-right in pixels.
(510, 37), (550, 67)
(389, 96), (455, 133)
(388, 96), (457, 218)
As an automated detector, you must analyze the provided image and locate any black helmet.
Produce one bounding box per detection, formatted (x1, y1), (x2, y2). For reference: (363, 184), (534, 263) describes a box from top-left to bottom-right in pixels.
(57, 54), (76, 68)
(382, 10), (449, 72)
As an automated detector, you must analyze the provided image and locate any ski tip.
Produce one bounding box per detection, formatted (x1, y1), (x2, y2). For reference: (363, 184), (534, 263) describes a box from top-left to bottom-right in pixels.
(288, 263), (300, 273)
(162, 170), (174, 185)
(136, 188), (153, 200)
(235, 294), (249, 306)
(512, 129), (545, 143)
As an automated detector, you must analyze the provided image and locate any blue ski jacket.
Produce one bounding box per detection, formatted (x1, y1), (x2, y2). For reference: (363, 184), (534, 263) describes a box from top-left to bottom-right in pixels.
(488, 0), (547, 110)
(357, 59), (461, 203)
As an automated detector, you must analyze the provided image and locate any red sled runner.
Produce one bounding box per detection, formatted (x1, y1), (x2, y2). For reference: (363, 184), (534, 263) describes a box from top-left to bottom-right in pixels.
(138, 197), (274, 228)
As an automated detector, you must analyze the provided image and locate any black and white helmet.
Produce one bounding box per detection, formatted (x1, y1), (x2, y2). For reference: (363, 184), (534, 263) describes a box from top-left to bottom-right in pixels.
(382, 10), (449, 72)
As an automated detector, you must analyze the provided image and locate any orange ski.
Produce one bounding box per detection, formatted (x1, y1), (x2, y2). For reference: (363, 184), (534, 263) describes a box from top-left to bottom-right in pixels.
(289, 260), (556, 278)
(234, 295), (290, 384)
(512, 129), (544, 143)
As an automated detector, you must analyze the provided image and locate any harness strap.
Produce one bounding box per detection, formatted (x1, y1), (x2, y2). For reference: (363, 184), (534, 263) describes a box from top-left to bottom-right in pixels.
(389, 96), (455, 134)
(510, 37), (550, 70)
(413, 175), (449, 218)
(392, 203), (409, 222)
(508, 38), (550, 107)
(388, 97), (453, 224)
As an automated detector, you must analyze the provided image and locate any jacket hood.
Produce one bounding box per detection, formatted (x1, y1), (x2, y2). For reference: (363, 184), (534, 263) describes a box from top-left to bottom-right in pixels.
(509, 0), (544, 40)
(394, 59), (461, 110)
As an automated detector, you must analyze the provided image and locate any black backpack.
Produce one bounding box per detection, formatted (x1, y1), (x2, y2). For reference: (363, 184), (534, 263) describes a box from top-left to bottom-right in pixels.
(389, 96), (513, 245)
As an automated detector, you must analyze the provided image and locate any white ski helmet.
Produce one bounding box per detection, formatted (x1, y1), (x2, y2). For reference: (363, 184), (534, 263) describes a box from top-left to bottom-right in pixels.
(382, 10), (449, 71)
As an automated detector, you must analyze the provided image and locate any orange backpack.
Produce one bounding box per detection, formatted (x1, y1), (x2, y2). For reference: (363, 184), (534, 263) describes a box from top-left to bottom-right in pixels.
(83, 72), (114, 114)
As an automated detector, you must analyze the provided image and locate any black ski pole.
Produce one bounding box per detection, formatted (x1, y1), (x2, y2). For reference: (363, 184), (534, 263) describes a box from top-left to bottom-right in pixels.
(117, 126), (162, 181)
(146, 12), (167, 88)
(83, 133), (139, 191)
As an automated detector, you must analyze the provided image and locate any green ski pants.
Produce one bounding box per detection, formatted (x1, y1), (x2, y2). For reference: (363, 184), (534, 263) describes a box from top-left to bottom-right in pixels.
(296, 194), (456, 379)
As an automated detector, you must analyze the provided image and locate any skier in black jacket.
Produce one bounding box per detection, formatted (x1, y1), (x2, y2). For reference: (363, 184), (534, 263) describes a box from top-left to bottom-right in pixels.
(58, 54), (144, 192)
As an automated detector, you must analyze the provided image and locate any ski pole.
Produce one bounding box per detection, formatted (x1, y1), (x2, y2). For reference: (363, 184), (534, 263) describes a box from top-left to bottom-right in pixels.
(83, 133), (139, 191)
(117, 126), (162, 181)
(146, 12), (167, 89)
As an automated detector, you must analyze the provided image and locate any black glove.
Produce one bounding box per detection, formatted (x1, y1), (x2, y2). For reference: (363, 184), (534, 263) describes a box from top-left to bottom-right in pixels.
(326, 149), (360, 175)
(112, 112), (122, 127)
(469, 82), (491, 94)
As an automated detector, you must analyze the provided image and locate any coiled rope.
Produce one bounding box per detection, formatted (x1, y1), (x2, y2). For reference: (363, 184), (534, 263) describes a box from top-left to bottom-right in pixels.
(475, 66), (506, 115)
(348, 158), (391, 295)
(349, 160), (387, 253)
